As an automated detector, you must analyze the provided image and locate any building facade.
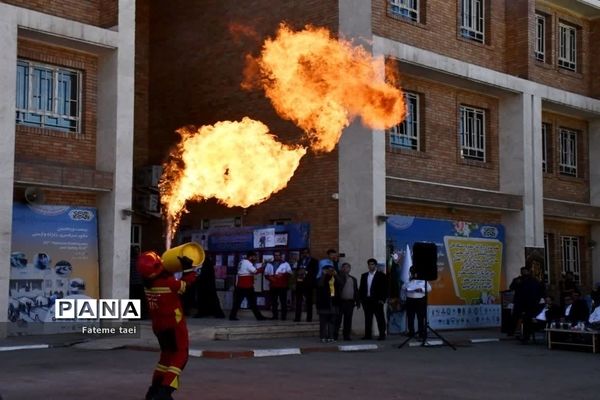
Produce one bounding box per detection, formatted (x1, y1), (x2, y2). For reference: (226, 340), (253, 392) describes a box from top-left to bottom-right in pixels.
(138, 0), (600, 299)
(0, 0), (135, 337)
(3, 0), (599, 337)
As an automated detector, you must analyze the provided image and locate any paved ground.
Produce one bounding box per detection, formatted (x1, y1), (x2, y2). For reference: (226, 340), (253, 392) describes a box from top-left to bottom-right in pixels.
(0, 337), (598, 400)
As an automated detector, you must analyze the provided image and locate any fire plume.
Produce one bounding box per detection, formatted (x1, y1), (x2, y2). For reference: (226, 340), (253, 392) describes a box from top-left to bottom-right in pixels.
(160, 118), (306, 240)
(246, 24), (406, 152)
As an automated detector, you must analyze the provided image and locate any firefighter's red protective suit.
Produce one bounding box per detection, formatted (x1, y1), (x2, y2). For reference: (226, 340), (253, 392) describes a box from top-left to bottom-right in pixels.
(137, 251), (197, 400)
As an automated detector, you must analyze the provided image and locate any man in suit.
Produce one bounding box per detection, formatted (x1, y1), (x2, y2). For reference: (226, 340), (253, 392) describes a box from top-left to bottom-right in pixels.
(566, 290), (590, 326)
(359, 258), (388, 341)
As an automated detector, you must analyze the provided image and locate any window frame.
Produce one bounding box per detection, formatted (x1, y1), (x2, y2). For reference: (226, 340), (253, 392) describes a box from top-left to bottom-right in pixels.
(389, 0), (420, 23)
(460, 0), (485, 43)
(558, 22), (577, 71)
(558, 128), (578, 176)
(561, 236), (580, 283)
(543, 234), (550, 284)
(15, 58), (82, 133)
(459, 105), (486, 162)
(542, 122), (553, 173)
(389, 92), (420, 151)
(535, 13), (546, 62)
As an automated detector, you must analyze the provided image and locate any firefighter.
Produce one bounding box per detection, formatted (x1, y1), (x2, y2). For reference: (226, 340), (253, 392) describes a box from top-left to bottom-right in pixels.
(137, 251), (198, 400)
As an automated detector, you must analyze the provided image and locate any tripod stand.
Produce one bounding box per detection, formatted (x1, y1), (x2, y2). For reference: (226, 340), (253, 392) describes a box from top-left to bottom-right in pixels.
(397, 280), (456, 350)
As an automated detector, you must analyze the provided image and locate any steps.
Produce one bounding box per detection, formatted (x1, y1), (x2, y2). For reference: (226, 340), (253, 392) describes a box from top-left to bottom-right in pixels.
(213, 322), (319, 341)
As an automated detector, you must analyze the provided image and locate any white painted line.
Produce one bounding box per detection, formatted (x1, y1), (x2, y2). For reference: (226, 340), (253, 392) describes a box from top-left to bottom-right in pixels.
(338, 344), (378, 352)
(470, 338), (500, 343)
(188, 349), (203, 357)
(0, 344), (50, 352)
(253, 348), (301, 357)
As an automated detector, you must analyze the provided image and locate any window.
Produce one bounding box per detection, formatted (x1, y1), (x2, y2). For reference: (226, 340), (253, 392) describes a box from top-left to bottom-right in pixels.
(561, 236), (580, 282)
(543, 234), (550, 284)
(559, 128), (577, 176)
(16, 59), (81, 132)
(542, 123), (552, 173)
(390, 92), (419, 150)
(459, 105), (485, 161)
(131, 224), (142, 248)
(460, 0), (485, 43)
(535, 14), (546, 62)
(389, 0), (419, 22)
(558, 23), (577, 71)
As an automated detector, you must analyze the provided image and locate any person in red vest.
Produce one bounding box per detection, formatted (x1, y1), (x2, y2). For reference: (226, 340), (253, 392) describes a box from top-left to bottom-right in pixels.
(264, 251), (292, 320)
(229, 251), (267, 321)
(137, 251), (198, 400)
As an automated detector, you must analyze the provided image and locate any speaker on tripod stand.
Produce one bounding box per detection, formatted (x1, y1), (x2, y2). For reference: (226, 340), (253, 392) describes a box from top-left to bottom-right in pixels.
(398, 242), (456, 350)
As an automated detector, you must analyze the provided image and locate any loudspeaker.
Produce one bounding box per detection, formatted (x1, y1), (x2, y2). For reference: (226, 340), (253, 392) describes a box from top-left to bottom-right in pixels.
(412, 242), (438, 281)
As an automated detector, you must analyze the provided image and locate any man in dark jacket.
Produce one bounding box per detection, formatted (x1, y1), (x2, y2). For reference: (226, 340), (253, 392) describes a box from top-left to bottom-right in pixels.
(316, 264), (341, 342)
(335, 262), (360, 341)
(294, 248), (318, 322)
(359, 258), (388, 341)
(513, 267), (545, 343)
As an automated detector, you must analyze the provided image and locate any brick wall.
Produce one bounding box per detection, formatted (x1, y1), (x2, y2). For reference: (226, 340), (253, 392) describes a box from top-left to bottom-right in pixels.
(528, 3), (593, 97)
(373, 0), (507, 73)
(145, 0), (340, 254)
(1, 0), (108, 27)
(134, 0), (149, 169)
(15, 39), (97, 169)
(542, 111), (589, 203)
(14, 188), (96, 207)
(387, 202), (503, 224)
(14, 40), (101, 206)
(544, 218), (591, 296)
(505, 0), (531, 78)
(386, 72), (500, 191)
(98, 0), (118, 28)
(591, 19), (600, 98)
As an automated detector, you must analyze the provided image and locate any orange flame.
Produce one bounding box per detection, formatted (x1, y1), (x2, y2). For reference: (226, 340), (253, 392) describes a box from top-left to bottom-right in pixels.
(160, 118), (307, 240)
(245, 24), (406, 152)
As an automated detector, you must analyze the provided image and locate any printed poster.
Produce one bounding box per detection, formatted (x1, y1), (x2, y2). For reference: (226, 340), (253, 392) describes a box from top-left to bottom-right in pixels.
(386, 215), (504, 330)
(253, 228), (275, 248)
(8, 204), (100, 332)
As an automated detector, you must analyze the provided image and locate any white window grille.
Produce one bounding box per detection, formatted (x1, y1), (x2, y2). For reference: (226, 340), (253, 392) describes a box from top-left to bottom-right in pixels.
(459, 105), (485, 161)
(389, 0), (419, 22)
(543, 234), (550, 284)
(542, 123), (549, 173)
(559, 128), (577, 176)
(15, 59), (81, 133)
(535, 14), (546, 62)
(561, 236), (580, 282)
(390, 92), (419, 150)
(460, 0), (485, 43)
(558, 23), (577, 71)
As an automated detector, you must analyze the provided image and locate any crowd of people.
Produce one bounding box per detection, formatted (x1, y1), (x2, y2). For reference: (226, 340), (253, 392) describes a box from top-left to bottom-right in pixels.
(129, 246), (435, 344)
(509, 267), (600, 343)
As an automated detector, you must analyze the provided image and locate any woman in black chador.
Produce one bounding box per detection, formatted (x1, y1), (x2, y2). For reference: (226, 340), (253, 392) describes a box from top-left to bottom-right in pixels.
(194, 255), (225, 318)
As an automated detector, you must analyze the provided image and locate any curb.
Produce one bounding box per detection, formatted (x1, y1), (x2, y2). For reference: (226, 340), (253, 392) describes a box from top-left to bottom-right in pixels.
(0, 344), (50, 352)
(124, 343), (381, 359)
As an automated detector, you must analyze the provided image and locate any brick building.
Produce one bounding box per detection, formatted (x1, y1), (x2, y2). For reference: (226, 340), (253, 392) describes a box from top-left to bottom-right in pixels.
(0, 0), (134, 337)
(2, 0), (600, 336)
(137, 0), (600, 301)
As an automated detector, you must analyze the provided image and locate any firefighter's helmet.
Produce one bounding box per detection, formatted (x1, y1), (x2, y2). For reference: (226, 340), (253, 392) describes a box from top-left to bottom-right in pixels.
(137, 251), (164, 279)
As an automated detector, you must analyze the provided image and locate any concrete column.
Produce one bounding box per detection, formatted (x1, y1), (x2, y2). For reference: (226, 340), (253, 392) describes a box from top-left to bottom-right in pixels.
(96, 0), (136, 299)
(338, 0), (385, 272)
(499, 93), (544, 282)
(339, 0), (386, 336)
(0, 10), (17, 338)
(589, 120), (600, 283)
